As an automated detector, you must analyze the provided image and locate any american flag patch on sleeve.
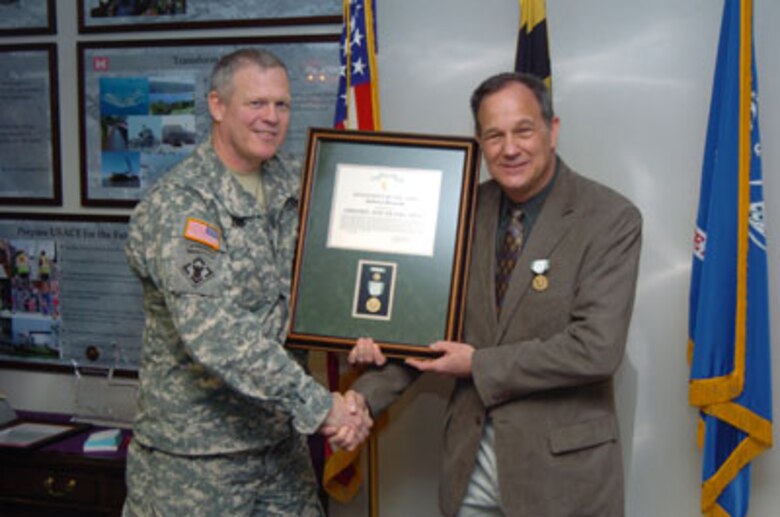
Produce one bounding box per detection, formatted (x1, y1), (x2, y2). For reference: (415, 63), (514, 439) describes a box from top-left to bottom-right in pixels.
(183, 217), (221, 251)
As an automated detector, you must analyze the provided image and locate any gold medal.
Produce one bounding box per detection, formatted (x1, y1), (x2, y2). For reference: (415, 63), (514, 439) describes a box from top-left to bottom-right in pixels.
(366, 297), (382, 313)
(532, 274), (549, 292)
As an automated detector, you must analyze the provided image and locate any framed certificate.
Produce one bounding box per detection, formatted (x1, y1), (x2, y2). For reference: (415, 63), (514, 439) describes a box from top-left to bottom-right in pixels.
(0, 0), (55, 37)
(0, 44), (62, 205)
(287, 128), (481, 358)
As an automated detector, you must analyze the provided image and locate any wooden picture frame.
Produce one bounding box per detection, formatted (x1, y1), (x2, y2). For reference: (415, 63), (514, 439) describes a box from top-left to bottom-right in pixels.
(287, 128), (481, 358)
(77, 35), (340, 207)
(78, 0), (341, 34)
(0, 0), (55, 37)
(0, 213), (141, 376)
(0, 44), (62, 206)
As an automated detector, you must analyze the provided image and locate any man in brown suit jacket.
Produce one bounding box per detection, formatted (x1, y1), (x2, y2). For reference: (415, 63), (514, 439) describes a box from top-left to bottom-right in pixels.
(349, 72), (642, 516)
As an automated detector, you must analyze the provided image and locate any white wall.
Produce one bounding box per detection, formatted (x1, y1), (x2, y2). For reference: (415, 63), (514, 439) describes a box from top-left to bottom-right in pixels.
(333, 1), (780, 516)
(2, 2), (779, 516)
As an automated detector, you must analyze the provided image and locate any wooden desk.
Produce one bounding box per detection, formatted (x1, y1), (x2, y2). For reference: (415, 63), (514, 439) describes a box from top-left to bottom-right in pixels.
(0, 413), (128, 517)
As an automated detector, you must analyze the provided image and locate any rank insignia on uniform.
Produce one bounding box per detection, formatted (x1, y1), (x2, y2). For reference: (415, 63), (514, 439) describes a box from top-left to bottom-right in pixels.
(183, 257), (214, 285)
(183, 217), (221, 251)
(352, 259), (397, 321)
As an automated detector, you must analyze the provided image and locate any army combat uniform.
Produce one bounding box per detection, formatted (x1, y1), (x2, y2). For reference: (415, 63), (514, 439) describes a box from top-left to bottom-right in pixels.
(123, 141), (331, 517)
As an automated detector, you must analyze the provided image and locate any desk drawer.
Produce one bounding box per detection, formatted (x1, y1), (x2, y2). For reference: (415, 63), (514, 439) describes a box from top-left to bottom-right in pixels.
(1, 465), (99, 504)
(0, 452), (126, 515)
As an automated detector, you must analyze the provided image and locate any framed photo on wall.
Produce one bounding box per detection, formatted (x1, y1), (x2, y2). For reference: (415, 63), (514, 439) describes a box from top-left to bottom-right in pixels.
(0, 44), (62, 206)
(286, 129), (481, 359)
(0, 0), (55, 37)
(78, 0), (341, 33)
(78, 35), (340, 207)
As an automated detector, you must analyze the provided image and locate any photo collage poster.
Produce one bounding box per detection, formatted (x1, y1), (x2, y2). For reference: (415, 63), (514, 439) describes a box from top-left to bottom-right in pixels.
(82, 37), (340, 203)
(0, 217), (143, 371)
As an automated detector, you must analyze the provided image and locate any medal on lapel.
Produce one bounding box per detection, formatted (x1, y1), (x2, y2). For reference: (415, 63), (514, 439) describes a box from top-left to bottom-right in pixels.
(531, 259), (550, 292)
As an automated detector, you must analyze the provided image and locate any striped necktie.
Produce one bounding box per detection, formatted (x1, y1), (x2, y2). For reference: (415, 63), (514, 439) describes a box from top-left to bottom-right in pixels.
(495, 207), (524, 313)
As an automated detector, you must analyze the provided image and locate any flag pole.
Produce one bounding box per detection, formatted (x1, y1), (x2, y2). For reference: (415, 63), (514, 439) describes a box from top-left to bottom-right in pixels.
(369, 433), (379, 517)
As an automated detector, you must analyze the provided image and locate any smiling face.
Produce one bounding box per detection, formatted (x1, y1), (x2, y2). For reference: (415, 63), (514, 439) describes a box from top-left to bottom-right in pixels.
(208, 64), (291, 173)
(477, 81), (560, 203)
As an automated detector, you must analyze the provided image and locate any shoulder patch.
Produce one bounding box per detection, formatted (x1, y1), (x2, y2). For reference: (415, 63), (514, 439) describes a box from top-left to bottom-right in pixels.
(182, 256), (215, 286)
(183, 217), (221, 251)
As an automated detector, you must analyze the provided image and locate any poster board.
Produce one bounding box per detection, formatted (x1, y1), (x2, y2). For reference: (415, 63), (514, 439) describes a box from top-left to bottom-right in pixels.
(78, 0), (339, 33)
(78, 35), (339, 207)
(0, 213), (142, 374)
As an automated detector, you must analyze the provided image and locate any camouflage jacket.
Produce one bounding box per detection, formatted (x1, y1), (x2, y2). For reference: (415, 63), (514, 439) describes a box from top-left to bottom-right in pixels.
(125, 141), (331, 455)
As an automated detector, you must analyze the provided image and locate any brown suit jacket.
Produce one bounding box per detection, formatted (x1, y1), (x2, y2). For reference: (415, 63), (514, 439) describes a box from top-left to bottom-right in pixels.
(353, 159), (642, 516)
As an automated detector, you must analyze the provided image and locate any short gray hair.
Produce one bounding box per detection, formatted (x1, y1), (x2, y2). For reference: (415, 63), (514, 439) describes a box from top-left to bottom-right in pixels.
(470, 72), (554, 135)
(209, 48), (288, 100)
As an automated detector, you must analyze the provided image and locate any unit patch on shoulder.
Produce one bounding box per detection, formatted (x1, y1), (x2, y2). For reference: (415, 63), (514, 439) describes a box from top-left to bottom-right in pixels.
(172, 238), (222, 294)
(183, 217), (221, 251)
(182, 256), (214, 285)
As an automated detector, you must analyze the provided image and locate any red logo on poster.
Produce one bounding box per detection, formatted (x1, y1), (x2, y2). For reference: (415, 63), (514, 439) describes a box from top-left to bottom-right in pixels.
(93, 56), (109, 71)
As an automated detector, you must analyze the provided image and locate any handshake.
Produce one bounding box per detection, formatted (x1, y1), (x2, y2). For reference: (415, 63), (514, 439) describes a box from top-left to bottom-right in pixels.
(319, 390), (373, 452)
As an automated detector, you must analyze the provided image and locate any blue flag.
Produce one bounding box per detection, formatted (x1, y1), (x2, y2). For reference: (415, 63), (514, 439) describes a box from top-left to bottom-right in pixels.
(688, 1), (772, 516)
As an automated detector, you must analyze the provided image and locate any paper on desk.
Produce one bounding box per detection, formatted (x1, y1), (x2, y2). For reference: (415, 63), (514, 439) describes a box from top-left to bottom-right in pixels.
(0, 422), (66, 447)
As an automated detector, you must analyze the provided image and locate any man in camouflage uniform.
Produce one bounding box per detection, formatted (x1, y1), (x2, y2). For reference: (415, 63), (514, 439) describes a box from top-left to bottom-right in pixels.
(123, 48), (371, 517)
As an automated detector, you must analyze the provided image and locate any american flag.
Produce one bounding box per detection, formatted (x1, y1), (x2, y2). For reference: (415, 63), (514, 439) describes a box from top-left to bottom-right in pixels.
(333, 0), (381, 130)
(183, 218), (221, 251)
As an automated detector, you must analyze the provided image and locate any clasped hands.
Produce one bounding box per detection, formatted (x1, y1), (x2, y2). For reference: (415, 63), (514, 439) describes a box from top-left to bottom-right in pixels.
(319, 337), (475, 451)
(319, 390), (372, 452)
